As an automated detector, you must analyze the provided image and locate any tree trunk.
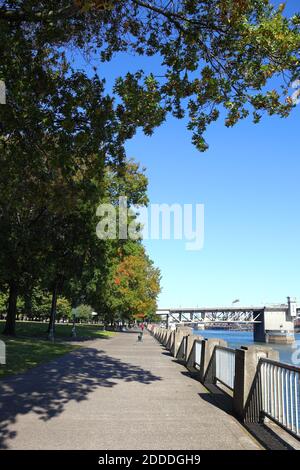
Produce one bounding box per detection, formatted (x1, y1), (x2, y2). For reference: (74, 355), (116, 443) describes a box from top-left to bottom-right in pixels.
(48, 284), (58, 341)
(24, 292), (32, 320)
(2, 281), (18, 336)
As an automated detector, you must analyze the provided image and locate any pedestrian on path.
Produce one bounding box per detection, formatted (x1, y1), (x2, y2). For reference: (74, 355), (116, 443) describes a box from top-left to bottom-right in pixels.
(138, 322), (144, 342)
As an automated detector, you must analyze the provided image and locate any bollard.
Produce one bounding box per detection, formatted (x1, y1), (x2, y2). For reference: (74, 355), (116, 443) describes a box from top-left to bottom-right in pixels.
(233, 345), (279, 420)
(173, 326), (193, 357)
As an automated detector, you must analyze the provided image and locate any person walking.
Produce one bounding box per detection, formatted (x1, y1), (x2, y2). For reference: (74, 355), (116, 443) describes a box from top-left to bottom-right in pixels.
(138, 322), (144, 342)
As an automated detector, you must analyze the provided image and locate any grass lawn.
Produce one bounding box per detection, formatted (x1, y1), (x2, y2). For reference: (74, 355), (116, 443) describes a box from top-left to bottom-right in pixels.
(0, 321), (115, 379)
(0, 336), (78, 379)
(0, 320), (115, 340)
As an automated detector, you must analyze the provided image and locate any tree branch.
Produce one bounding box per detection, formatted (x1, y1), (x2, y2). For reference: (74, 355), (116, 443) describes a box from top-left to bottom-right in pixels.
(131, 0), (226, 33)
(0, 3), (79, 23)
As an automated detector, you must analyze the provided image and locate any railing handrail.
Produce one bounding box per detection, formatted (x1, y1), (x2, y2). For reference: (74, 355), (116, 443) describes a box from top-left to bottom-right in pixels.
(214, 346), (236, 391)
(214, 345), (236, 354)
(244, 356), (300, 440)
(151, 325), (300, 445)
(259, 357), (300, 374)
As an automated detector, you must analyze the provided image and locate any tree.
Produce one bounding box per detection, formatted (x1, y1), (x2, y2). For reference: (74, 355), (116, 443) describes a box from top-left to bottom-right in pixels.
(1, 1), (299, 150)
(0, 28), (143, 335)
(74, 304), (93, 322)
(65, 157), (151, 323)
(0, 290), (8, 318)
(106, 242), (161, 324)
(3, 1), (297, 334)
(18, 288), (72, 322)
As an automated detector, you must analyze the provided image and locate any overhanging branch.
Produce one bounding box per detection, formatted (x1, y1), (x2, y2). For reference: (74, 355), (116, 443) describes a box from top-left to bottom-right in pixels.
(0, 3), (79, 23)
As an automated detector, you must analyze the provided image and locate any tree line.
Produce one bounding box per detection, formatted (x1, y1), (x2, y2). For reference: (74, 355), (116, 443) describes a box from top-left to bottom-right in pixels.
(1, 1), (299, 335)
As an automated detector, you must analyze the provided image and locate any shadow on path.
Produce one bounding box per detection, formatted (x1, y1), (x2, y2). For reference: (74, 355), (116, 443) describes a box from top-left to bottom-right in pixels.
(0, 346), (162, 449)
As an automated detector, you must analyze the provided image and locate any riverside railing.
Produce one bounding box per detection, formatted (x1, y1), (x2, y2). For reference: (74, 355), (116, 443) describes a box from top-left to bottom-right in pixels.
(194, 340), (202, 370)
(245, 359), (300, 439)
(215, 346), (235, 391)
(149, 325), (300, 445)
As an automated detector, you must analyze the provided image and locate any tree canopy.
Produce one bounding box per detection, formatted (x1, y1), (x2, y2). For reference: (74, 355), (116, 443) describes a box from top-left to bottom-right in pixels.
(1, 1), (299, 150)
(1, 1), (299, 334)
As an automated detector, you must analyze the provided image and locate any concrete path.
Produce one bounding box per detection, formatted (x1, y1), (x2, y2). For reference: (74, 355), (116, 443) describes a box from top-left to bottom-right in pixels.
(0, 331), (260, 450)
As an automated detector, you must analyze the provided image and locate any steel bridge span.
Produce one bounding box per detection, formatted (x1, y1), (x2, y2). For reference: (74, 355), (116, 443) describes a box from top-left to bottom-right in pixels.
(156, 298), (299, 344)
(156, 307), (264, 326)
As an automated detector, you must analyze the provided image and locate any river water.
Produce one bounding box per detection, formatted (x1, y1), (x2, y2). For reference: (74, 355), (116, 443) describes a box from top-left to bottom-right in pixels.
(193, 329), (300, 366)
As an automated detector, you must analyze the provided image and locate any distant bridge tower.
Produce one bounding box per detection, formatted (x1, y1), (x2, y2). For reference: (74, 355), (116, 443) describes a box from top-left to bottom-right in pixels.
(253, 297), (296, 344)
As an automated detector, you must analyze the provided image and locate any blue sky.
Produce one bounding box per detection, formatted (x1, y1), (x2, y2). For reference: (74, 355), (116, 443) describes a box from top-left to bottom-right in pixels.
(72, 0), (300, 308)
(126, 100), (300, 308)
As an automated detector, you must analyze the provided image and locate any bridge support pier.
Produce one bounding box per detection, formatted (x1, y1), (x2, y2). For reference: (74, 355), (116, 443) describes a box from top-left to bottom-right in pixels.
(253, 298), (296, 345)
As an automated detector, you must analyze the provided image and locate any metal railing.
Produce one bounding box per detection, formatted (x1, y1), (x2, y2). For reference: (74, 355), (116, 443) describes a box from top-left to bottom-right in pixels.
(246, 359), (300, 439)
(151, 325), (300, 446)
(215, 346), (236, 390)
(194, 340), (202, 370)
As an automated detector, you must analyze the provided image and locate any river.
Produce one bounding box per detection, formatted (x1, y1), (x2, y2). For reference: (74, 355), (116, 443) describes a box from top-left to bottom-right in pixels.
(193, 329), (300, 366)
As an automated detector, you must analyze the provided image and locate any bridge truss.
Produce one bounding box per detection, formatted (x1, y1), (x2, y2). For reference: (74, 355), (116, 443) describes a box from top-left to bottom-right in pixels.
(156, 308), (263, 325)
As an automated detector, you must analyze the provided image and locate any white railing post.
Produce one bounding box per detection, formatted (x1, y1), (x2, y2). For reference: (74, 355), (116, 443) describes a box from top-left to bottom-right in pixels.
(215, 347), (236, 390)
(256, 360), (300, 436)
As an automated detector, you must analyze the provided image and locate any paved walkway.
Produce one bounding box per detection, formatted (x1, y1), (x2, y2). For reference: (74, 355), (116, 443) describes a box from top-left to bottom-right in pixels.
(0, 331), (260, 450)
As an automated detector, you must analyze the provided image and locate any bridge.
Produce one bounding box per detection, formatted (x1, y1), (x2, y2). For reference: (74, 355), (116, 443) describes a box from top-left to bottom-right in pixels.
(156, 306), (263, 325)
(156, 297), (299, 344)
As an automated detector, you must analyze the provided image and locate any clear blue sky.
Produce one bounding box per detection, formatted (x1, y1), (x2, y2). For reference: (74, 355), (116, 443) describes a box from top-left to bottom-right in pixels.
(72, 0), (300, 308)
(126, 98), (300, 308)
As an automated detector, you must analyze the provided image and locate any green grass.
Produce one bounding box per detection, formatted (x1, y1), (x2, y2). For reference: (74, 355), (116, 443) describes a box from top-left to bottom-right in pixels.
(0, 321), (115, 379)
(0, 336), (78, 378)
(0, 320), (115, 340)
